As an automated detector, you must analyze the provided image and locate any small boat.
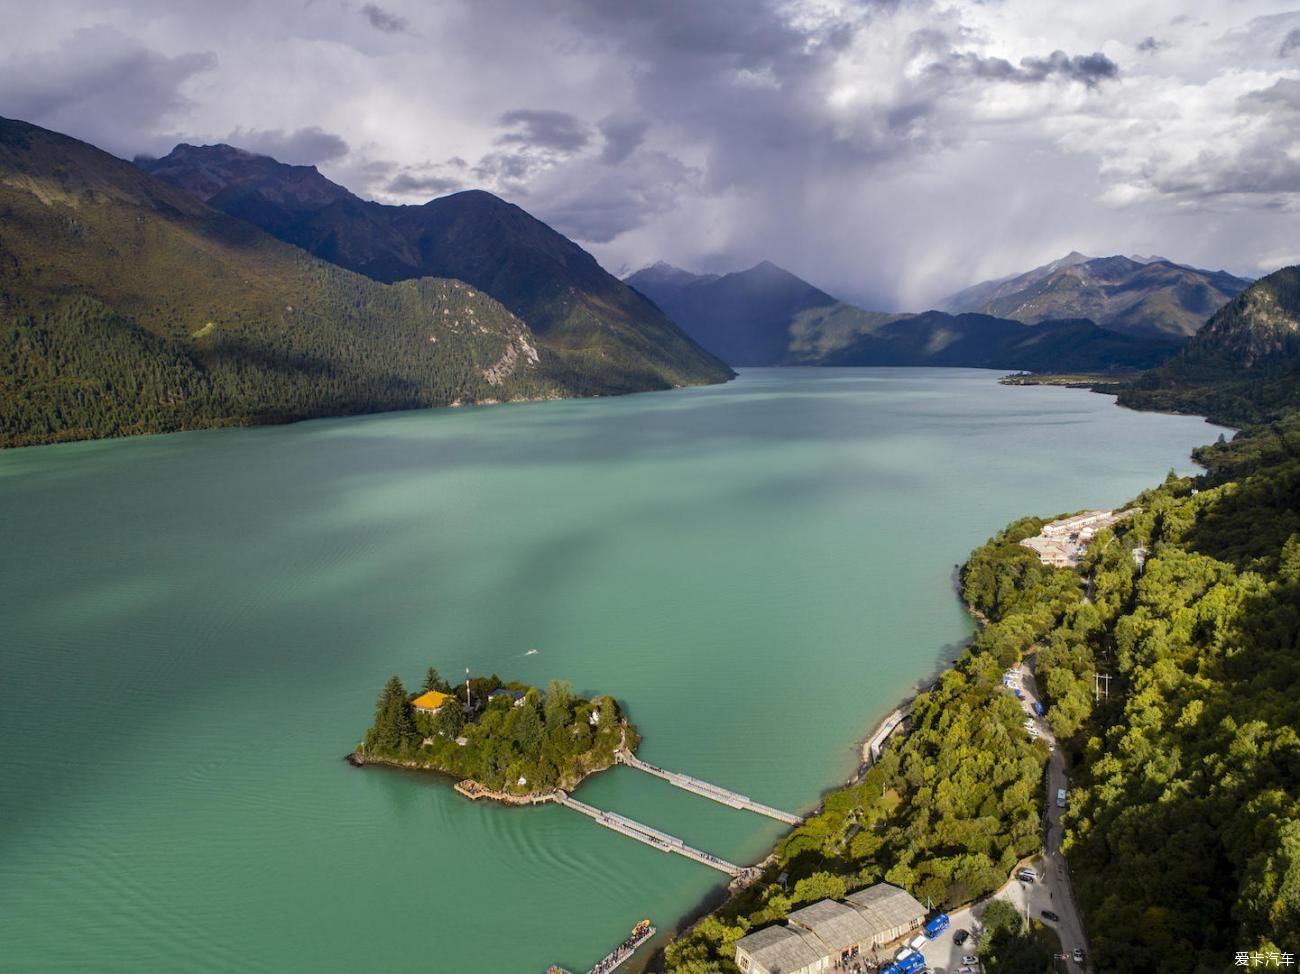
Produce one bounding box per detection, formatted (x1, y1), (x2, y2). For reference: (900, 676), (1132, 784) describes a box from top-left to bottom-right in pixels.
(525, 648), (539, 656)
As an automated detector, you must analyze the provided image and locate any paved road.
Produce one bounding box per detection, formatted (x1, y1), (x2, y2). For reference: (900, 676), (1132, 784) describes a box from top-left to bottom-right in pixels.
(1019, 659), (1090, 971)
(916, 663), (1091, 973)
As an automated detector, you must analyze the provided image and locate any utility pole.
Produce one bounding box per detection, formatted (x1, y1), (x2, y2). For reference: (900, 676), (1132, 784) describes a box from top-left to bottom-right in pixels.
(1093, 672), (1111, 703)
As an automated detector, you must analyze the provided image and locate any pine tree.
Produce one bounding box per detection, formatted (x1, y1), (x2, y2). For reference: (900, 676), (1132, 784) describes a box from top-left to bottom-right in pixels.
(368, 675), (416, 754)
(422, 667), (448, 693)
(434, 698), (465, 738)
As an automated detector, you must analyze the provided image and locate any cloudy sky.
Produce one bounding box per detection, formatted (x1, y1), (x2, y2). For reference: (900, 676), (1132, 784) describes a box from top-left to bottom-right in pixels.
(2, 0), (1299, 308)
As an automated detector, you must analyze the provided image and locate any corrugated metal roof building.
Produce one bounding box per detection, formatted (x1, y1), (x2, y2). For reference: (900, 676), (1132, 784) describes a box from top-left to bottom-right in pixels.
(844, 883), (927, 945)
(733, 924), (828, 974)
(734, 883), (927, 974)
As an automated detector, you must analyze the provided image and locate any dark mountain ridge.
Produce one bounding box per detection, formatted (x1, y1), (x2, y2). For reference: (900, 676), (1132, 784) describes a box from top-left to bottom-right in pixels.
(627, 259), (1182, 372)
(627, 259), (841, 366)
(943, 252), (1252, 338)
(139, 145), (732, 385)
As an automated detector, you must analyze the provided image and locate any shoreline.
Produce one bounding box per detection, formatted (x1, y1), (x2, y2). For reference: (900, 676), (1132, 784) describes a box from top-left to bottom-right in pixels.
(634, 672), (951, 974)
(346, 719), (635, 806)
(346, 748), (625, 806)
(649, 381), (1222, 973)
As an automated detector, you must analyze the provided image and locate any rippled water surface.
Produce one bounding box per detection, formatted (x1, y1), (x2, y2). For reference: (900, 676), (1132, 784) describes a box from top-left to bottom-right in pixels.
(0, 369), (1227, 972)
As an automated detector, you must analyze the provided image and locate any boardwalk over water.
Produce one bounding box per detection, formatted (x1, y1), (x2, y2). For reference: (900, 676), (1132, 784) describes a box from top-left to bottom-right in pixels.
(555, 791), (743, 876)
(617, 750), (803, 826)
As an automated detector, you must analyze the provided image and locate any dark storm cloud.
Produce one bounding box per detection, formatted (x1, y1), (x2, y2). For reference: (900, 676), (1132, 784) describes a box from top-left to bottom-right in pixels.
(0, 26), (214, 157)
(224, 125), (349, 164)
(7, 0), (1293, 298)
(533, 149), (696, 243)
(1245, 77), (1300, 110)
(937, 49), (1120, 87)
(597, 114), (650, 164)
(360, 4), (411, 35)
(386, 171), (463, 195)
(472, 150), (540, 186)
(495, 109), (592, 152)
(553, 0), (805, 71)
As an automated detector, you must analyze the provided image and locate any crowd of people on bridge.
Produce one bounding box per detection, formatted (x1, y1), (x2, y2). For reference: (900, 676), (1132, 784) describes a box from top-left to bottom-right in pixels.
(589, 921), (653, 974)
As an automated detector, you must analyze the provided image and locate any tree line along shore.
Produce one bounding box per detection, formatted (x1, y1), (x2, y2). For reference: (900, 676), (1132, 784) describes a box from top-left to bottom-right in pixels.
(663, 414), (1298, 973)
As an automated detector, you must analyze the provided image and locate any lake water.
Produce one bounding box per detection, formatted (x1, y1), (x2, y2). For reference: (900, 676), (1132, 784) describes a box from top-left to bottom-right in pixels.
(0, 369), (1226, 973)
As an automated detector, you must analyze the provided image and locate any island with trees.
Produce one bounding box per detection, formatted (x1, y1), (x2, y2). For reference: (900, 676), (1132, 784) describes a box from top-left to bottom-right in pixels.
(352, 669), (639, 802)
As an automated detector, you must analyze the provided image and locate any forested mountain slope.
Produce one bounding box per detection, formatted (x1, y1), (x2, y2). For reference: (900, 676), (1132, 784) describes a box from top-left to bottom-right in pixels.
(963, 417), (1300, 972)
(0, 117), (729, 448)
(1119, 266), (1300, 424)
(0, 117), (568, 447)
(140, 145), (732, 389)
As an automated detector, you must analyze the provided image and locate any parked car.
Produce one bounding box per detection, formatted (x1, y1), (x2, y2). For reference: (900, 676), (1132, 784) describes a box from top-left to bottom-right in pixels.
(1016, 868), (1036, 882)
(962, 955), (979, 965)
(952, 929), (970, 946)
(1041, 909), (1060, 922)
(1072, 947), (1086, 963)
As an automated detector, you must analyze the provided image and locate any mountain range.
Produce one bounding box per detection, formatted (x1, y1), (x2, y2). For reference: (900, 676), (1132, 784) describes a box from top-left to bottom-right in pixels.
(627, 260), (1182, 371)
(3, 112), (1279, 450)
(0, 118), (730, 448)
(138, 144), (728, 391)
(942, 252), (1252, 337)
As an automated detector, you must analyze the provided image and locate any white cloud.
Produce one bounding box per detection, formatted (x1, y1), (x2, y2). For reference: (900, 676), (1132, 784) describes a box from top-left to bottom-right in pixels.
(1, 0), (1297, 306)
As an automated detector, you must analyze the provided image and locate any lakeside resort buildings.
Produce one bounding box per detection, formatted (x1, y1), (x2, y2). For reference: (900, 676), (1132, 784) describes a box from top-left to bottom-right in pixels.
(1019, 509), (1136, 568)
(734, 883), (926, 974)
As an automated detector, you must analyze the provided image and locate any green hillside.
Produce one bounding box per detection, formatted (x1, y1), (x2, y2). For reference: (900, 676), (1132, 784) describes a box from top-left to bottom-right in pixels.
(965, 420), (1300, 972)
(0, 117), (730, 448)
(1118, 266), (1300, 424)
(0, 117), (571, 447)
(140, 145), (733, 390)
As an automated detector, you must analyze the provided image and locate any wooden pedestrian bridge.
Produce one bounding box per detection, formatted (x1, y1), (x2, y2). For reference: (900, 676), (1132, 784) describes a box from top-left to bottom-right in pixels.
(556, 791), (745, 876)
(550, 751), (802, 879)
(615, 748), (804, 825)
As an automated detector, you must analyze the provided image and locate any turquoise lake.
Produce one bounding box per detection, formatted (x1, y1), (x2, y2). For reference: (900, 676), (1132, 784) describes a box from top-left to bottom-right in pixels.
(0, 368), (1228, 973)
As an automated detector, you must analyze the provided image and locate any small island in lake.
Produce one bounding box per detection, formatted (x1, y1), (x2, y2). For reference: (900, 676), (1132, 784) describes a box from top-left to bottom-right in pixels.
(352, 669), (639, 802)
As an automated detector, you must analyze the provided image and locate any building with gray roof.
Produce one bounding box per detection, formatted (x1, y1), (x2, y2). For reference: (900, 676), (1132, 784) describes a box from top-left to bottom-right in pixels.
(844, 883), (926, 944)
(733, 922), (828, 974)
(734, 883), (928, 974)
